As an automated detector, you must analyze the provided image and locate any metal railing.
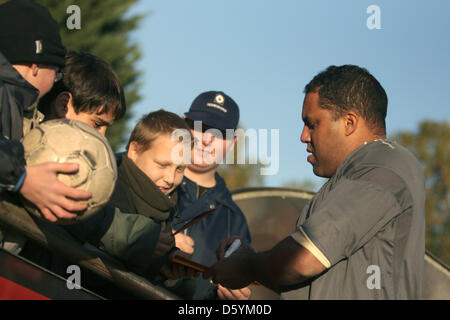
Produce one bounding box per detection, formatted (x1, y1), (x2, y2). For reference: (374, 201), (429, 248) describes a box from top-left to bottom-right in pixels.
(0, 196), (180, 300)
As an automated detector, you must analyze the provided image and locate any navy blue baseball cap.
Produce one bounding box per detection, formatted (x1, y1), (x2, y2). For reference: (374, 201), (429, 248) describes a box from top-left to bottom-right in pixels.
(184, 91), (239, 130)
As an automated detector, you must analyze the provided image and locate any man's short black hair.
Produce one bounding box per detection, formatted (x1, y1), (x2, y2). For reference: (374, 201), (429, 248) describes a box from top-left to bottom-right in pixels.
(304, 65), (388, 134)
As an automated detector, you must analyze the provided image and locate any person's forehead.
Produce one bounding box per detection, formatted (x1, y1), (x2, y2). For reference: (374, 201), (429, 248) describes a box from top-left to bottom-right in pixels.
(186, 118), (229, 133)
(147, 136), (187, 165)
(302, 92), (328, 119)
(148, 134), (178, 152)
(94, 105), (115, 118)
(189, 127), (232, 141)
(95, 111), (114, 124)
(302, 92), (318, 114)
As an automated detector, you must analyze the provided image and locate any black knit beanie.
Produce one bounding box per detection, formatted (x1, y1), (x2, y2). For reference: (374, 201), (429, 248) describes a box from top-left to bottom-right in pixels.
(0, 0), (66, 68)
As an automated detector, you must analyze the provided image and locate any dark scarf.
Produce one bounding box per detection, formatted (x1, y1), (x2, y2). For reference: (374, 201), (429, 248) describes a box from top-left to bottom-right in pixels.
(117, 154), (177, 222)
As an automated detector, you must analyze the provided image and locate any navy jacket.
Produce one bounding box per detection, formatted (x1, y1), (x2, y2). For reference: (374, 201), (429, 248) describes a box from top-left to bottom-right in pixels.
(172, 173), (251, 300)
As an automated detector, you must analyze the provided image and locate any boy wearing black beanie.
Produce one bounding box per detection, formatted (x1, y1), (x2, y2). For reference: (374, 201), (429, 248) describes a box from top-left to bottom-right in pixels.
(0, 0), (91, 252)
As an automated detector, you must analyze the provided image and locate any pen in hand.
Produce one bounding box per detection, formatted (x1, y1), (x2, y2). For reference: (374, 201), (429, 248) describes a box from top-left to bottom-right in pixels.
(222, 238), (260, 286)
(224, 239), (241, 258)
(172, 208), (217, 236)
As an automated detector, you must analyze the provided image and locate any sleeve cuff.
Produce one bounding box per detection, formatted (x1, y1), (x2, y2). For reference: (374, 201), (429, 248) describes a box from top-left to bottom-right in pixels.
(290, 226), (331, 269)
(12, 170), (26, 192)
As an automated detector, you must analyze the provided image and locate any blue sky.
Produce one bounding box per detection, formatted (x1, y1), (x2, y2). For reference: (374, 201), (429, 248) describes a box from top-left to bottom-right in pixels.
(126, 0), (450, 190)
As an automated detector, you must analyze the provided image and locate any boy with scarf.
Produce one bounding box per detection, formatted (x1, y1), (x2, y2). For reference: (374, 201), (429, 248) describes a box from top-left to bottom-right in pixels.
(110, 109), (196, 294)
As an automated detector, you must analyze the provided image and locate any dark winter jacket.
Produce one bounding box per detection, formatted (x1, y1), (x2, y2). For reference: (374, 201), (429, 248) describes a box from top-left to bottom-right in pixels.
(0, 51), (42, 253)
(172, 173), (252, 300)
(0, 51), (40, 191)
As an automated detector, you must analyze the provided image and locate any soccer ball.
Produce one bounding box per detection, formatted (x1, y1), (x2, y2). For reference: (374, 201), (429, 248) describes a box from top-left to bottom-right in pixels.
(21, 119), (117, 224)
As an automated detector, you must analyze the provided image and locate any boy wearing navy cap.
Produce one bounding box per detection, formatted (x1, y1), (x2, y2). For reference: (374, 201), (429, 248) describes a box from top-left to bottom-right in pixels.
(172, 91), (252, 300)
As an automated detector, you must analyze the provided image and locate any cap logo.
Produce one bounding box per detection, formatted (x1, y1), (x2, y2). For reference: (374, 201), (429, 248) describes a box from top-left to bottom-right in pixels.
(35, 40), (43, 54)
(214, 94), (225, 105)
(205, 93), (228, 113)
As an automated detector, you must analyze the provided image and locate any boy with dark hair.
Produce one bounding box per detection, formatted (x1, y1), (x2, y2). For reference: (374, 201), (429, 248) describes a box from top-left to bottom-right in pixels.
(39, 51), (126, 136)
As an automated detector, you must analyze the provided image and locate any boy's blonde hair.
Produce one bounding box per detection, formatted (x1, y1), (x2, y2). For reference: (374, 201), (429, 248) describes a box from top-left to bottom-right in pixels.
(126, 109), (193, 153)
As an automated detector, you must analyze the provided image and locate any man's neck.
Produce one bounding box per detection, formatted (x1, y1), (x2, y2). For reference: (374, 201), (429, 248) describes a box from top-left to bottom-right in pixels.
(184, 167), (217, 188)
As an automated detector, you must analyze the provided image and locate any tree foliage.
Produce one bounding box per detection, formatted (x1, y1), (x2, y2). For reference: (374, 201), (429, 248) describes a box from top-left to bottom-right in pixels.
(394, 120), (450, 265)
(34, 0), (145, 150)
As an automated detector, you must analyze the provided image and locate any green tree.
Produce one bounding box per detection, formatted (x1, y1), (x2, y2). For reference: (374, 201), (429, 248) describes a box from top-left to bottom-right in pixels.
(394, 120), (450, 265)
(34, 0), (145, 150)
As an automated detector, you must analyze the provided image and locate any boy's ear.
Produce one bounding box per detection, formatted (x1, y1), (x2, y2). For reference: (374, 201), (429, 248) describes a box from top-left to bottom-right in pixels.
(225, 135), (237, 154)
(127, 141), (139, 162)
(53, 91), (71, 118)
(31, 63), (39, 77)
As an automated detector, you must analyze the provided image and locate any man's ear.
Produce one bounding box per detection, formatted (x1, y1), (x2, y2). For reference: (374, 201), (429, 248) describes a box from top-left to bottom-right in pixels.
(343, 111), (359, 136)
(53, 91), (71, 118)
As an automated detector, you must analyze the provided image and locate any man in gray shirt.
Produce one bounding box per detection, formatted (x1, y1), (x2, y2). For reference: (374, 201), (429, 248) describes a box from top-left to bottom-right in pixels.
(203, 65), (425, 299)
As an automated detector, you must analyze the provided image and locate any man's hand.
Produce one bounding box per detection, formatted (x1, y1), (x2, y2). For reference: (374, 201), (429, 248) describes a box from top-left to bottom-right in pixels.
(19, 162), (92, 222)
(203, 237), (256, 290)
(173, 231), (194, 254)
(207, 236), (327, 292)
(217, 284), (251, 300)
(216, 236), (245, 260)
